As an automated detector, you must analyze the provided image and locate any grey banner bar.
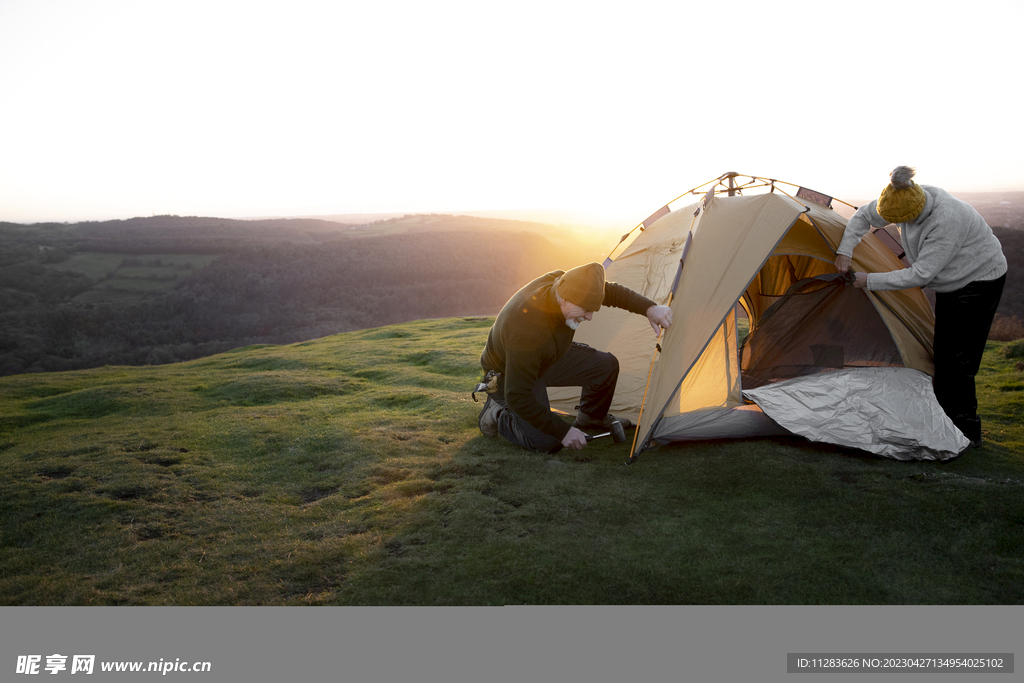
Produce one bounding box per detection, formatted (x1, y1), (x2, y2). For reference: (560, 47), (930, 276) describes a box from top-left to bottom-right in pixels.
(788, 653), (1014, 673)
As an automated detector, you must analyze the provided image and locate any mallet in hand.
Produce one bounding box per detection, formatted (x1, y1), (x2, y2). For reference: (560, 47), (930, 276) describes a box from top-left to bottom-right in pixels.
(585, 420), (627, 444)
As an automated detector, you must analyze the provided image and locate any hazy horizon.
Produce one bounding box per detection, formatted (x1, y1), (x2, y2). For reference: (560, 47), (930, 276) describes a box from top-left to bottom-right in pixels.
(8, 186), (1024, 233)
(2, 1), (1022, 226)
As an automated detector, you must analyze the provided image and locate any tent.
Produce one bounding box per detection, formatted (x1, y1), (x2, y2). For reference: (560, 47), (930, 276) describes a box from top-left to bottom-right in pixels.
(548, 173), (969, 462)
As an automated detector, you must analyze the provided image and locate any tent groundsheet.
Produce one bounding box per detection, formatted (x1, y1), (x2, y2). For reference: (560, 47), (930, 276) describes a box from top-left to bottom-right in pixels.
(742, 367), (969, 461)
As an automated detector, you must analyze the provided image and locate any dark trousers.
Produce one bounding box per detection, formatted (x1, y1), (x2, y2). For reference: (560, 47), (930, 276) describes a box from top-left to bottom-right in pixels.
(932, 273), (1006, 441)
(494, 343), (619, 453)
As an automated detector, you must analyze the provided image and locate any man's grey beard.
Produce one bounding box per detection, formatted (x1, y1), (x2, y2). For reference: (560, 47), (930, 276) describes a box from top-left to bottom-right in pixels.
(565, 318), (584, 331)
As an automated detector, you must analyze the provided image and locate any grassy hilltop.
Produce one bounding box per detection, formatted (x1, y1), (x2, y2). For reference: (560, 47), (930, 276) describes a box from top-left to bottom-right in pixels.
(2, 317), (1023, 605)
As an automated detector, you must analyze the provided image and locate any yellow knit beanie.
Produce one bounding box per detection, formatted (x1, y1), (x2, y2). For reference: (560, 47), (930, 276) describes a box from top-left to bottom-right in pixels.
(876, 165), (926, 224)
(555, 262), (606, 312)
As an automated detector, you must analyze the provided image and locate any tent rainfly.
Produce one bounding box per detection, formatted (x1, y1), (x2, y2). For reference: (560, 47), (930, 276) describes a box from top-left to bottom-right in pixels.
(548, 173), (969, 462)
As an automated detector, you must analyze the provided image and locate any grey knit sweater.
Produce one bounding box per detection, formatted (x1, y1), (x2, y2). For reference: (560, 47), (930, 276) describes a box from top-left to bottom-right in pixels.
(837, 185), (1006, 293)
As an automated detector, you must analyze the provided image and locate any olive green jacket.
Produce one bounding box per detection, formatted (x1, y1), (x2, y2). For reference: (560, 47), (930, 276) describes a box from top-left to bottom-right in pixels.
(480, 270), (656, 440)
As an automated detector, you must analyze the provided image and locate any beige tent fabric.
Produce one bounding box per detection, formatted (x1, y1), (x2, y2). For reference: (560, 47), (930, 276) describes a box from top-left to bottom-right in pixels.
(547, 206), (699, 419)
(634, 193), (804, 445)
(673, 308), (740, 414)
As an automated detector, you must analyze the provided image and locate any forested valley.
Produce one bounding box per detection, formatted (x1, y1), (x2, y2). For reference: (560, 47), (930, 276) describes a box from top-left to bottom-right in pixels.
(0, 215), (600, 375)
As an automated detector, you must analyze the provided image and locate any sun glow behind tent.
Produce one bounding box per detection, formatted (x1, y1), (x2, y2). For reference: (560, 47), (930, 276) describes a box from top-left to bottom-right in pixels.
(548, 173), (968, 462)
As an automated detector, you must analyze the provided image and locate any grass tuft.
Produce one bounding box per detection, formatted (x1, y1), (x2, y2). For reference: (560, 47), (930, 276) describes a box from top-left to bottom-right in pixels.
(1003, 338), (1024, 359)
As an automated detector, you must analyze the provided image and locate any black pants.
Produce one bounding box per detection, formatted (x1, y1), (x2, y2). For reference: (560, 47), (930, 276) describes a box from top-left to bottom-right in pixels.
(932, 273), (1006, 441)
(493, 343), (619, 453)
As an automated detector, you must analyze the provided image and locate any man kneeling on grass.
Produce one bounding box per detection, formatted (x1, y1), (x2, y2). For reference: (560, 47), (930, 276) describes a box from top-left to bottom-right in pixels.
(477, 262), (672, 453)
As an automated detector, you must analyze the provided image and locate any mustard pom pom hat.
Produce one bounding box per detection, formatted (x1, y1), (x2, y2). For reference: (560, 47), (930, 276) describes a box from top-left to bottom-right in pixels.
(876, 165), (926, 224)
(555, 262), (606, 312)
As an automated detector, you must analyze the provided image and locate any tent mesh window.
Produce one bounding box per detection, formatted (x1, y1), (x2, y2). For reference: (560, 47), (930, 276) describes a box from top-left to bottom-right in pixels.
(740, 275), (904, 389)
(744, 255), (836, 323)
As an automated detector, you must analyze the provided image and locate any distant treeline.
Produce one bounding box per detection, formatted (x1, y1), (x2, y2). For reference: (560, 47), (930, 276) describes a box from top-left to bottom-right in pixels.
(1, 213), (578, 254)
(2, 215), (361, 255)
(0, 215), (1022, 377)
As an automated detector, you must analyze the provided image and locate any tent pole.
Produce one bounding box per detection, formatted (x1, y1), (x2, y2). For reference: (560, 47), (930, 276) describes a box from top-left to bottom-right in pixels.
(627, 321), (666, 464)
(627, 231), (692, 464)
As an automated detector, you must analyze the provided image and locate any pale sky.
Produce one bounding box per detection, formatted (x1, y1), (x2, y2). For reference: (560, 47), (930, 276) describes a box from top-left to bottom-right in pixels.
(2, 0), (1022, 227)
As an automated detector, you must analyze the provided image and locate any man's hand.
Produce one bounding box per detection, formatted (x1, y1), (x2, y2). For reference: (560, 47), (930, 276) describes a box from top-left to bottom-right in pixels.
(561, 426), (589, 450)
(853, 272), (868, 289)
(646, 305), (673, 335)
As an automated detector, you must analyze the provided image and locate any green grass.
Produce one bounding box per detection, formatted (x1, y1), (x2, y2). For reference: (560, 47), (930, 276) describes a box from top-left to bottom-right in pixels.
(1, 319), (1022, 605)
(52, 252), (219, 303)
(50, 252), (126, 280)
(97, 277), (181, 293)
